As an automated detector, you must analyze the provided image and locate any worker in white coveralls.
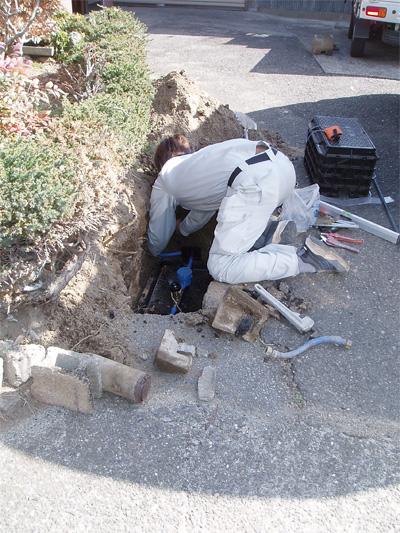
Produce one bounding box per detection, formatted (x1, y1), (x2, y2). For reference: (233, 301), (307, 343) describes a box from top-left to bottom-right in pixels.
(147, 135), (349, 284)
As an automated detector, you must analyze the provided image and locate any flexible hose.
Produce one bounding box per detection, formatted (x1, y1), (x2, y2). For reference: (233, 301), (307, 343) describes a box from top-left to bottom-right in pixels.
(158, 251), (182, 258)
(265, 336), (352, 359)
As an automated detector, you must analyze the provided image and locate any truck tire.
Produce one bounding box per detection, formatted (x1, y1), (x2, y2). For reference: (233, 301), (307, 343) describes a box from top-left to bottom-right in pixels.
(350, 36), (366, 57)
(382, 28), (400, 46)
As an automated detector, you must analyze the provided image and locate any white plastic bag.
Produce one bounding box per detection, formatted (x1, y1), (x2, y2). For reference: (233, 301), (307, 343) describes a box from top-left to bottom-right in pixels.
(280, 184), (320, 233)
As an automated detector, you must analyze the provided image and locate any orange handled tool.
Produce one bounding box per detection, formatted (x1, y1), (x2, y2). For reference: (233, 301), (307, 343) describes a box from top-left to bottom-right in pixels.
(324, 126), (343, 142)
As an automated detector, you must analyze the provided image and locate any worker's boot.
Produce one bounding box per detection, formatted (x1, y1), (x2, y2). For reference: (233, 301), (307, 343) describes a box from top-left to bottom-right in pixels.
(297, 236), (350, 273)
(253, 219), (297, 249)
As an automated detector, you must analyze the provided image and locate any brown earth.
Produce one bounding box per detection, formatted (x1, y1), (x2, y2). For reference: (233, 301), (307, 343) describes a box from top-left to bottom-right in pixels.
(0, 71), (303, 369)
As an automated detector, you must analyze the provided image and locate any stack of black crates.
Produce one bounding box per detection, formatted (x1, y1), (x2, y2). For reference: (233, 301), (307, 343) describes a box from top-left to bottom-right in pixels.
(304, 116), (378, 197)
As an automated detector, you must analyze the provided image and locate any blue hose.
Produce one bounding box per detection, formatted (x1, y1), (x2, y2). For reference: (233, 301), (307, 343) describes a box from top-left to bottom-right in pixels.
(158, 251), (182, 258)
(265, 336), (352, 359)
(160, 252), (193, 315)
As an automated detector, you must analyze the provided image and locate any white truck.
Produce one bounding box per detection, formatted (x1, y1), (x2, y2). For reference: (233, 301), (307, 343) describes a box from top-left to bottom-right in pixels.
(348, 0), (400, 56)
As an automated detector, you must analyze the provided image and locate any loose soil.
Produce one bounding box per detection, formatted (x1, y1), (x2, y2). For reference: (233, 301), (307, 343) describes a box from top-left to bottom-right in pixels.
(0, 70), (303, 370)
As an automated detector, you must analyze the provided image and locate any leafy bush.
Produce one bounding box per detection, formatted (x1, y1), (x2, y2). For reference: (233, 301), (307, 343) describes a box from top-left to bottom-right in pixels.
(0, 136), (79, 249)
(1, 7), (154, 279)
(50, 12), (88, 62)
(59, 8), (154, 163)
(0, 0), (62, 56)
(0, 54), (63, 138)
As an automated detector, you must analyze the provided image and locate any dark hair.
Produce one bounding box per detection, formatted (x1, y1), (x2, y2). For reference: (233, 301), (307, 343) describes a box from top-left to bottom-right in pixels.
(154, 134), (193, 171)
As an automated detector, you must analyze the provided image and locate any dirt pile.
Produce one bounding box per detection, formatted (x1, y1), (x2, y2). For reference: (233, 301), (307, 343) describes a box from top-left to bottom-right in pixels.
(0, 70), (303, 369)
(139, 71), (302, 173)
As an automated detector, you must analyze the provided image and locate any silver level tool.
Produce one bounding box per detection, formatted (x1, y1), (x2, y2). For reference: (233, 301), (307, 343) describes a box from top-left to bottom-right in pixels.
(254, 284), (314, 334)
(320, 201), (400, 244)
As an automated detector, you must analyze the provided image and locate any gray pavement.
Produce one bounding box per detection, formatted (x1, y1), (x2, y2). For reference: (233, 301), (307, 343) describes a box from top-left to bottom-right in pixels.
(1, 8), (399, 532)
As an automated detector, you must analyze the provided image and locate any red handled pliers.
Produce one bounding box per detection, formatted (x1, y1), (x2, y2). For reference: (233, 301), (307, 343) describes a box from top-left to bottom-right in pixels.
(320, 232), (364, 253)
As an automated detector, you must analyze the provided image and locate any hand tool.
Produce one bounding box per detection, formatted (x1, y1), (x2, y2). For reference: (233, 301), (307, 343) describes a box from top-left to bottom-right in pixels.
(314, 218), (359, 230)
(320, 232), (364, 244)
(320, 201), (400, 244)
(254, 284), (314, 334)
(234, 111), (257, 139)
(320, 234), (360, 253)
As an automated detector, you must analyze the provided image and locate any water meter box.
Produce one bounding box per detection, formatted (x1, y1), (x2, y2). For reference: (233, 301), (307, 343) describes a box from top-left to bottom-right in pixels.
(304, 116), (378, 197)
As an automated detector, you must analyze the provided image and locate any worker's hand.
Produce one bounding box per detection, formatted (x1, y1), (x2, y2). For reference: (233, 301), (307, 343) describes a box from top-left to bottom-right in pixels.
(176, 218), (182, 235)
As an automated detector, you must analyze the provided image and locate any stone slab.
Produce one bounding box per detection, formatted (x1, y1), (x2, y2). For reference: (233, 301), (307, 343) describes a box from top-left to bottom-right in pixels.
(30, 365), (94, 415)
(46, 347), (103, 398)
(154, 329), (192, 374)
(212, 286), (271, 342)
(0, 344), (46, 387)
(198, 366), (216, 402)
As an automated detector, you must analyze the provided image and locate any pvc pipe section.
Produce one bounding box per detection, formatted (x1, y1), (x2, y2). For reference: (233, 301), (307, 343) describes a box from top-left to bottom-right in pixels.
(168, 254), (194, 315)
(158, 251), (182, 258)
(265, 336), (352, 359)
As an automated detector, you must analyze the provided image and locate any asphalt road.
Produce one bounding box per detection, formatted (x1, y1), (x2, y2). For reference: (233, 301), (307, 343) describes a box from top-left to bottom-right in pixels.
(0, 8), (399, 533)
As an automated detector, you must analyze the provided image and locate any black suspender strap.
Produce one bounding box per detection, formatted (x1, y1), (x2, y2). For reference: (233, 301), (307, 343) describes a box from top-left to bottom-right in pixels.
(227, 166), (242, 188)
(227, 148), (277, 188)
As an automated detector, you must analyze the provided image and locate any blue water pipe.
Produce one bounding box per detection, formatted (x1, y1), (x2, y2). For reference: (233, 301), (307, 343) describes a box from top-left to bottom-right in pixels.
(264, 336), (352, 359)
(158, 251), (182, 258)
(170, 255), (194, 315)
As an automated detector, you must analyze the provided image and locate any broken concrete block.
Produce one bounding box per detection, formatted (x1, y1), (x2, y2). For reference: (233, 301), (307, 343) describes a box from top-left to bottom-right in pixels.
(0, 344), (46, 387)
(177, 342), (196, 358)
(0, 358), (3, 389)
(312, 34), (334, 55)
(202, 281), (258, 319)
(45, 347), (150, 403)
(198, 366), (216, 402)
(154, 329), (192, 374)
(197, 348), (209, 358)
(31, 365), (94, 415)
(46, 347), (103, 399)
(212, 286), (271, 342)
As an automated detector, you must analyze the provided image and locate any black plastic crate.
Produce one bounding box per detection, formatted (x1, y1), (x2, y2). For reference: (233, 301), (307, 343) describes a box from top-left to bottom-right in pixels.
(304, 147), (372, 198)
(304, 116), (379, 197)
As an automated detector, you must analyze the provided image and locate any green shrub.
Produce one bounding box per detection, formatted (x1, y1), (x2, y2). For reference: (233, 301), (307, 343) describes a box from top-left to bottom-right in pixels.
(1, 7), (154, 254)
(60, 8), (154, 164)
(50, 12), (88, 62)
(0, 136), (79, 249)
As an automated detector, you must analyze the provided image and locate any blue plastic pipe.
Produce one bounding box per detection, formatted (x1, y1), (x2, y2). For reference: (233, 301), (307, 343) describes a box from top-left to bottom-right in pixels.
(265, 336), (352, 359)
(158, 251), (182, 258)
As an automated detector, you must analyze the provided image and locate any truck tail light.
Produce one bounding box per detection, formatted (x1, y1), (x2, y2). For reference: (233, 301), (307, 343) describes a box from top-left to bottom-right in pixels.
(365, 6), (387, 18)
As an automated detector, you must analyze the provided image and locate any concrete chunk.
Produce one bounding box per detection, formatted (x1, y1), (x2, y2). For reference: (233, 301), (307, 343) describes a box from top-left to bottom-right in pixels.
(31, 365), (94, 414)
(212, 286), (270, 342)
(0, 358), (3, 389)
(0, 344), (46, 387)
(198, 366), (216, 402)
(312, 34), (334, 56)
(46, 347), (103, 399)
(154, 329), (192, 374)
(177, 342), (196, 357)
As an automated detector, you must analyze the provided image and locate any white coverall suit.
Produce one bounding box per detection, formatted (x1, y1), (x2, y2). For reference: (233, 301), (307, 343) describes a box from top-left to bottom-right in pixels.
(147, 138), (300, 284)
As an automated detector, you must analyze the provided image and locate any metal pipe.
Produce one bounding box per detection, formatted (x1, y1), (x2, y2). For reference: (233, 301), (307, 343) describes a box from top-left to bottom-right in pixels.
(372, 175), (399, 233)
(264, 336), (352, 359)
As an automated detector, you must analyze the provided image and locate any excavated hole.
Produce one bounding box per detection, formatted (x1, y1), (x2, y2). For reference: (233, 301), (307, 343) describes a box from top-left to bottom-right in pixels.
(133, 208), (217, 315)
(135, 256), (212, 315)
